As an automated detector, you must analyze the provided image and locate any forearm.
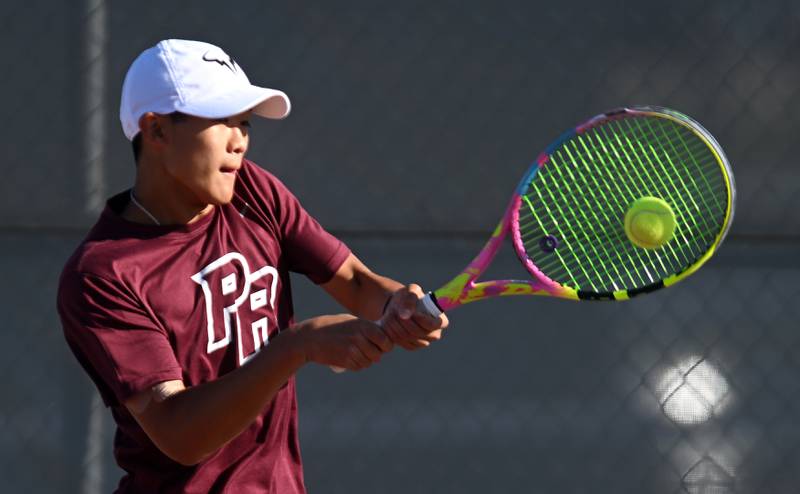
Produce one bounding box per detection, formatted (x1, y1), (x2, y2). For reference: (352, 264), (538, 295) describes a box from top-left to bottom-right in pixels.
(322, 254), (403, 320)
(137, 328), (305, 465)
(349, 271), (403, 320)
(132, 314), (392, 465)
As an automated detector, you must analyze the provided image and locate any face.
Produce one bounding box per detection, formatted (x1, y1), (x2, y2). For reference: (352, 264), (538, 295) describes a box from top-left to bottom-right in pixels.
(158, 111), (251, 207)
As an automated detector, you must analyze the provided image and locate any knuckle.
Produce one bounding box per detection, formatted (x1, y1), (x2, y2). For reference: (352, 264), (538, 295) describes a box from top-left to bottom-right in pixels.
(376, 331), (391, 347)
(400, 325), (416, 338)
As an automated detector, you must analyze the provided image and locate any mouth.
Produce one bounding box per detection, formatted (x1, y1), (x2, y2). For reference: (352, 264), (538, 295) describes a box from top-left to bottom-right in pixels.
(220, 166), (239, 175)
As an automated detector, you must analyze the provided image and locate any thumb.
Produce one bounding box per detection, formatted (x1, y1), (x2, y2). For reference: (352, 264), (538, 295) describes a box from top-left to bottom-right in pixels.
(393, 291), (416, 319)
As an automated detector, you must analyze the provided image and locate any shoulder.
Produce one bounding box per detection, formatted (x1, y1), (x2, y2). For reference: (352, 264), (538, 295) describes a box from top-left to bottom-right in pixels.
(58, 237), (127, 312)
(60, 237), (112, 284)
(235, 159), (304, 220)
(61, 231), (133, 283)
(237, 159), (295, 198)
(58, 204), (147, 297)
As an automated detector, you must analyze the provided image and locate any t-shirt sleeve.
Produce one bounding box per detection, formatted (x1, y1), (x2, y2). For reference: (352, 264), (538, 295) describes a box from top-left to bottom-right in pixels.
(58, 271), (183, 407)
(278, 184), (350, 283)
(241, 161), (351, 284)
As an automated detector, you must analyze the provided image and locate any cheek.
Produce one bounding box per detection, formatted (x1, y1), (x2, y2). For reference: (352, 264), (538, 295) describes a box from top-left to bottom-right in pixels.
(171, 143), (216, 174)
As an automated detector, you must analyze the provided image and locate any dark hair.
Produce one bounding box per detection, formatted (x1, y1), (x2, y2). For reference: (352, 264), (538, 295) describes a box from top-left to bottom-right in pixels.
(131, 112), (189, 164)
(132, 133), (143, 163)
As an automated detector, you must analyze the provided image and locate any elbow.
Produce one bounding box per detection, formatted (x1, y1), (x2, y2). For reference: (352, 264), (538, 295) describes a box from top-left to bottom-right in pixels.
(128, 393), (220, 466)
(145, 427), (215, 466)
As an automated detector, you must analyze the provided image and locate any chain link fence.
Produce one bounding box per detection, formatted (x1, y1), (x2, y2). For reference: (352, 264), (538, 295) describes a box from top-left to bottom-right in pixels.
(1, 1), (798, 493)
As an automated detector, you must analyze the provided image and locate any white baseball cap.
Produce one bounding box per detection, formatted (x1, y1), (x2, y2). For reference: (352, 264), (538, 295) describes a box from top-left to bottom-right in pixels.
(120, 39), (291, 140)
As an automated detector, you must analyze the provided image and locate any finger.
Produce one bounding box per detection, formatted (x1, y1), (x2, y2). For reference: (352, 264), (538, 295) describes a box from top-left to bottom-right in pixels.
(404, 339), (430, 351)
(402, 329), (443, 349)
(410, 310), (449, 332)
(407, 329), (441, 347)
(383, 315), (418, 343)
(347, 345), (373, 370)
(410, 312), (441, 332)
(422, 329), (443, 342)
(380, 321), (402, 344)
(390, 324), (429, 348)
(371, 329), (394, 353)
(396, 315), (434, 339)
(406, 283), (425, 298)
(394, 287), (422, 320)
(354, 333), (385, 363)
(396, 341), (418, 351)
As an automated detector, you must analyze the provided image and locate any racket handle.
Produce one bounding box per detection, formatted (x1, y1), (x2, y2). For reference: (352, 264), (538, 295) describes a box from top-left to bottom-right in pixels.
(418, 292), (443, 318)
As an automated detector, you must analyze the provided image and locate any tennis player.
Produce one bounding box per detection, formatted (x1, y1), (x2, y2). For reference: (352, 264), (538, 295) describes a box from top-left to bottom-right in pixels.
(57, 39), (448, 493)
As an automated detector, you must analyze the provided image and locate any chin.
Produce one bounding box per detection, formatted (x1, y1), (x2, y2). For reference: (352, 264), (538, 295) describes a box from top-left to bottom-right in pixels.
(206, 196), (233, 206)
(212, 189), (236, 205)
(202, 183), (236, 206)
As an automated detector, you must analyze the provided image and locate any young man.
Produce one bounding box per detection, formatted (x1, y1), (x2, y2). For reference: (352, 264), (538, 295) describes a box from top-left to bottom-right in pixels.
(58, 39), (448, 493)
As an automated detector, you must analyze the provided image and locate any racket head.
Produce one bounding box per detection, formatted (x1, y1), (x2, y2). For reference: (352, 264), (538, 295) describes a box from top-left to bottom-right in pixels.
(511, 106), (735, 300)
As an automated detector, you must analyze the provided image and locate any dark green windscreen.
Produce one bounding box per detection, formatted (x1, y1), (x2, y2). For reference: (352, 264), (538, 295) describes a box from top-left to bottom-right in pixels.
(518, 115), (730, 293)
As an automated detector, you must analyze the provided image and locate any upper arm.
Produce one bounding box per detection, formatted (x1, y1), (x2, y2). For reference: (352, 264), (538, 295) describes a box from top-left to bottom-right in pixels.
(124, 380), (186, 415)
(58, 272), (183, 406)
(124, 380), (195, 464)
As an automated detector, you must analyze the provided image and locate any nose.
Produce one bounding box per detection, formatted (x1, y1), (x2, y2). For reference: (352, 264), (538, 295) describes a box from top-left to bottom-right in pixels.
(228, 126), (248, 155)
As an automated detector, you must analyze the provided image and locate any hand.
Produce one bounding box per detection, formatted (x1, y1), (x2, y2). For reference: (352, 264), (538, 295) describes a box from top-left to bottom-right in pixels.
(296, 314), (393, 371)
(381, 284), (449, 351)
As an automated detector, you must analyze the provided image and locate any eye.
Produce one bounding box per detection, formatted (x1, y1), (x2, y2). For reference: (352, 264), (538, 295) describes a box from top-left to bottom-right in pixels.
(240, 120), (251, 128)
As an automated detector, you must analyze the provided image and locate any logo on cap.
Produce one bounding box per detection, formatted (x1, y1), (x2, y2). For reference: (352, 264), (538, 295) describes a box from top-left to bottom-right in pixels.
(202, 49), (239, 73)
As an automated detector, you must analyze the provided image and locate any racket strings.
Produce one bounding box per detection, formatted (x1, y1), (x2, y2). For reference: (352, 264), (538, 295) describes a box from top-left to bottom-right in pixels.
(527, 130), (686, 278)
(567, 133), (671, 281)
(520, 195), (583, 288)
(518, 114), (729, 293)
(566, 119), (722, 287)
(579, 120), (722, 281)
(627, 117), (727, 240)
(522, 143), (661, 289)
(525, 151), (649, 290)
(527, 178), (612, 291)
(598, 126), (699, 263)
(640, 119), (728, 239)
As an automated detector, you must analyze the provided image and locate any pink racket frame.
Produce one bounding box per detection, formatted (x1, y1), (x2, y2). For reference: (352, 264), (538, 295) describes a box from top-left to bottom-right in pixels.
(426, 175), (577, 315)
(422, 108), (662, 315)
(420, 106), (734, 317)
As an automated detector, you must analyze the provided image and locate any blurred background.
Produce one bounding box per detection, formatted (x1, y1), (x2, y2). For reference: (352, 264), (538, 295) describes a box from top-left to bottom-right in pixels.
(1, 1), (799, 492)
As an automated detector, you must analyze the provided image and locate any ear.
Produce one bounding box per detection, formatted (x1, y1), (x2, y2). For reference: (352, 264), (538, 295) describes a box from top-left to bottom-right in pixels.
(138, 112), (167, 143)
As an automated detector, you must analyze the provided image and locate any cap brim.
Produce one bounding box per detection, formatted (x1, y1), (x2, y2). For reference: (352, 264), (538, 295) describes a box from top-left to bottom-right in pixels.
(178, 85), (291, 120)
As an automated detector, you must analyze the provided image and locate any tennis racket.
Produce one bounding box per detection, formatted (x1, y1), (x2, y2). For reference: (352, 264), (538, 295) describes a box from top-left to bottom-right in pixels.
(415, 106), (736, 318)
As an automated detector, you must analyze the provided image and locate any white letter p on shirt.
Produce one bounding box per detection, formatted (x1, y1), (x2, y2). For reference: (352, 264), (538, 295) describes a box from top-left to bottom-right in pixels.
(191, 252), (278, 366)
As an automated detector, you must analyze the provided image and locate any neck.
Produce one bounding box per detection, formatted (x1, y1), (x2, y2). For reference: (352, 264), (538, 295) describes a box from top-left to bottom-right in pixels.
(124, 159), (214, 226)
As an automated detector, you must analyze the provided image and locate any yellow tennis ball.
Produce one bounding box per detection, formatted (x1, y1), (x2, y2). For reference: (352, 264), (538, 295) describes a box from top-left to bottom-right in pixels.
(624, 197), (676, 249)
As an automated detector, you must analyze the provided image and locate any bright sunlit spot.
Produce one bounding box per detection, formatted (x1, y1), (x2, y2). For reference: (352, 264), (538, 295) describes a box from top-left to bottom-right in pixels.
(655, 356), (731, 426)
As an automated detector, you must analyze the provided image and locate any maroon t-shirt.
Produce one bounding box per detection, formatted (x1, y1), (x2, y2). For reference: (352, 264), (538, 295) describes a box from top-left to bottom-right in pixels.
(58, 160), (350, 493)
